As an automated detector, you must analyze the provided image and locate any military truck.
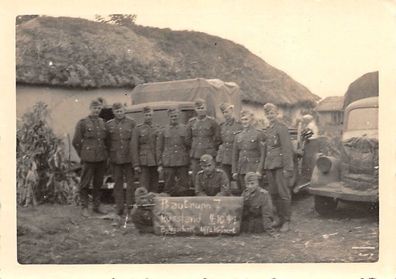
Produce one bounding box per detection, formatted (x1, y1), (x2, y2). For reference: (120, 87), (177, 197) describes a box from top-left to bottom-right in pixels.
(307, 96), (378, 215)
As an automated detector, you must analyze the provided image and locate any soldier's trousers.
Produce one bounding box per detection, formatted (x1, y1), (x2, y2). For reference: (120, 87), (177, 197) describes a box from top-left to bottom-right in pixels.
(190, 158), (200, 187)
(80, 161), (106, 209)
(163, 166), (189, 196)
(112, 163), (135, 215)
(220, 164), (232, 182)
(140, 166), (159, 193)
(266, 168), (291, 222)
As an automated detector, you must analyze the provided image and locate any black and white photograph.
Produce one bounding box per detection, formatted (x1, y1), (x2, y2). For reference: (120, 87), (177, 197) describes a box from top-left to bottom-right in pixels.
(2, 0), (396, 277)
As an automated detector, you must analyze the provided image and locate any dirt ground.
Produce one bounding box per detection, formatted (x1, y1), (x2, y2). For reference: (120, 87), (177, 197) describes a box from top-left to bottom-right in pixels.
(17, 194), (378, 264)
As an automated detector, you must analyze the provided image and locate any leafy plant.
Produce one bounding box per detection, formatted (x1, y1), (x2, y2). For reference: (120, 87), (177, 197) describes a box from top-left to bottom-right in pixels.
(17, 102), (80, 206)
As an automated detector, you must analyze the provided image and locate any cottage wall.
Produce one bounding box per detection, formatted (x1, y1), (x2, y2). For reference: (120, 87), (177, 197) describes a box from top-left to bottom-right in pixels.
(17, 85), (131, 161)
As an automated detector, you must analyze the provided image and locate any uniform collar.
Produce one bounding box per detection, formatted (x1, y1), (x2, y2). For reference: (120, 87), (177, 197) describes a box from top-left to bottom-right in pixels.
(244, 186), (258, 198)
(225, 118), (235, 125)
(144, 120), (153, 126)
(268, 119), (278, 128)
(203, 169), (215, 178)
(115, 116), (125, 123)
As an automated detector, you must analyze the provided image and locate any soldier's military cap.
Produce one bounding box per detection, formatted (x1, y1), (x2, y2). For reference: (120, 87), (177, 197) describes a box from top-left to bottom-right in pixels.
(200, 154), (214, 165)
(194, 98), (206, 108)
(240, 110), (253, 118)
(143, 106), (153, 113)
(90, 99), (103, 108)
(263, 103), (278, 114)
(167, 107), (180, 115)
(220, 102), (234, 113)
(112, 102), (123, 110)
(302, 114), (313, 122)
(135, 186), (148, 198)
(245, 172), (259, 183)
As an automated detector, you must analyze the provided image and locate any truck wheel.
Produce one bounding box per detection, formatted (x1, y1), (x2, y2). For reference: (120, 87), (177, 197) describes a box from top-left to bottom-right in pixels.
(314, 196), (338, 216)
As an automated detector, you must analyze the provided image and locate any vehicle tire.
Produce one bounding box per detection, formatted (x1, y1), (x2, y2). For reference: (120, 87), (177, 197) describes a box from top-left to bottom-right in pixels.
(314, 195), (338, 216)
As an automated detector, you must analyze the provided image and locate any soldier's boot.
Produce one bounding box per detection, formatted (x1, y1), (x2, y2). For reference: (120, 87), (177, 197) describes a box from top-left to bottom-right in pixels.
(93, 206), (107, 215)
(271, 215), (282, 228)
(81, 207), (90, 218)
(271, 196), (282, 228)
(92, 191), (106, 214)
(279, 200), (291, 233)
(112, 214), (123, 227)
(280, 221), (290, 233)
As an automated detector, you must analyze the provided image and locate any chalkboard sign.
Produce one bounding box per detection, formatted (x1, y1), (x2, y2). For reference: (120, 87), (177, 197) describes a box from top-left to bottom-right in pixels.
(152, 196), (243, 236)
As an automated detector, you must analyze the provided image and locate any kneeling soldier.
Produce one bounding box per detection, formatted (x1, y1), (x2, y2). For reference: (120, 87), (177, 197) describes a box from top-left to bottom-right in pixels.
(195, 154), (231, 196)
(241, 172), (276, 236)
(130, 187), (167, 233)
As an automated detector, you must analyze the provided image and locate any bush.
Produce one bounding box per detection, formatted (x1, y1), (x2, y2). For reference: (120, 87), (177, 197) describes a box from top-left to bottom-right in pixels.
(17, 102), (79, 206)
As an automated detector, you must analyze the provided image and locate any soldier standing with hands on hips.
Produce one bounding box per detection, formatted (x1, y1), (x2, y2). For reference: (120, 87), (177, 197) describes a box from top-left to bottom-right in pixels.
(263, 103), (294, 233)
(156, 107), (191, 196)
(217, 102), (242, 182)
(132, 106), (160, 193)
(72, 98), (107, 217)
(105, 102), (136, 223)
(232, 110), (265, 194)
(187, 99), (221, 185)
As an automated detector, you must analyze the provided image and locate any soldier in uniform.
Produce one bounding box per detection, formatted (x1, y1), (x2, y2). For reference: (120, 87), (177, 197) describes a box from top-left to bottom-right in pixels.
(232, 110), (265, 193)
(156, 107), (191, 196)
(105, 102), (136, 220)
(217, 102), (242, 181)
(132, 106), (160, 193)
(263, 103), (294, 233)
(72, 99), (107, 217)
(241, 172), (276, 236)
(195, 154), (231, 196)
(187, 99), (221, 185)
(130, 186), (170, 233)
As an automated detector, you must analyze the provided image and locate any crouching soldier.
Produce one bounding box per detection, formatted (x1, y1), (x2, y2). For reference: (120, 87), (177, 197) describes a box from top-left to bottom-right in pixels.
(241, 172), (276, 236)
(130, 187), (169, 233)
(195, 154), (231, 196)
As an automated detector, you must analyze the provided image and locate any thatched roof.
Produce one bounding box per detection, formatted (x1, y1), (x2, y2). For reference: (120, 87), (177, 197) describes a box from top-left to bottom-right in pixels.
(315, 96), (344, 112)
(343, 71), (378, 109)
(16, 16), (320, 107)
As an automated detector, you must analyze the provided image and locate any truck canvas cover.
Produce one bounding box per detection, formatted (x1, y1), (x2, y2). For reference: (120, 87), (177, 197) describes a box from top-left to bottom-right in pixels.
(130, 78), (242, 120)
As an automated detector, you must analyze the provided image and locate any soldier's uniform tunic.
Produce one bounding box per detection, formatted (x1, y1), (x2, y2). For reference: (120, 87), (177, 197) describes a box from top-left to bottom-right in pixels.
(241, 187), (274, 233)
(194, 168), (231, 196)
(72, 115), (107, 209)
(264, 119), (294, 223)
(232, 126), (265, 191)
(187, 116), (221, 184)
(218, 118), (242, 181)
(132, 121), (160, 192)
(157, 123), (190, 196)
(105, 116), (136, 215)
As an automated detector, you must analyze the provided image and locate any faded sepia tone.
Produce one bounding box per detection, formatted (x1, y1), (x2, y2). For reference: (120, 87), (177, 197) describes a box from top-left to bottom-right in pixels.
(1, 0), (396, 278)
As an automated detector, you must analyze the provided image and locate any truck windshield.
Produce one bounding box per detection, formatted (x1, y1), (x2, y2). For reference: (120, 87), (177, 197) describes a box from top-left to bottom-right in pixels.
(346, 107), (378, 130)
(126, 109), (196, 127)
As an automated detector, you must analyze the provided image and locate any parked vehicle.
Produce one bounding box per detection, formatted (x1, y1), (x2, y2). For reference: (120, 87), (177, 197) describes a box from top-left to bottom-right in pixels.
(307, 97), (378, 215)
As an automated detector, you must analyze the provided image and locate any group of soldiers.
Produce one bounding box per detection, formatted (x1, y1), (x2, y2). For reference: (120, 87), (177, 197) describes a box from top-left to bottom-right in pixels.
(72, 97), (295, 234)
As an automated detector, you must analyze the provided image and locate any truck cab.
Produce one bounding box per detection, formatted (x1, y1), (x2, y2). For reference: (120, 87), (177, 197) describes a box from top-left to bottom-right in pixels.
(307, 97), (378, 215)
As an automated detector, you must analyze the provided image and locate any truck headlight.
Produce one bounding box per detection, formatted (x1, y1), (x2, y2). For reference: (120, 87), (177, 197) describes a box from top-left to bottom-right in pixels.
(316, 156), (332, 174)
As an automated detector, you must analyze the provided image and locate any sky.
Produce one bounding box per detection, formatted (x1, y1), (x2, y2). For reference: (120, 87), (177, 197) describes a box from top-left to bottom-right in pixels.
(77, 0), (394, 98)
(11, 0), (396, 98)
